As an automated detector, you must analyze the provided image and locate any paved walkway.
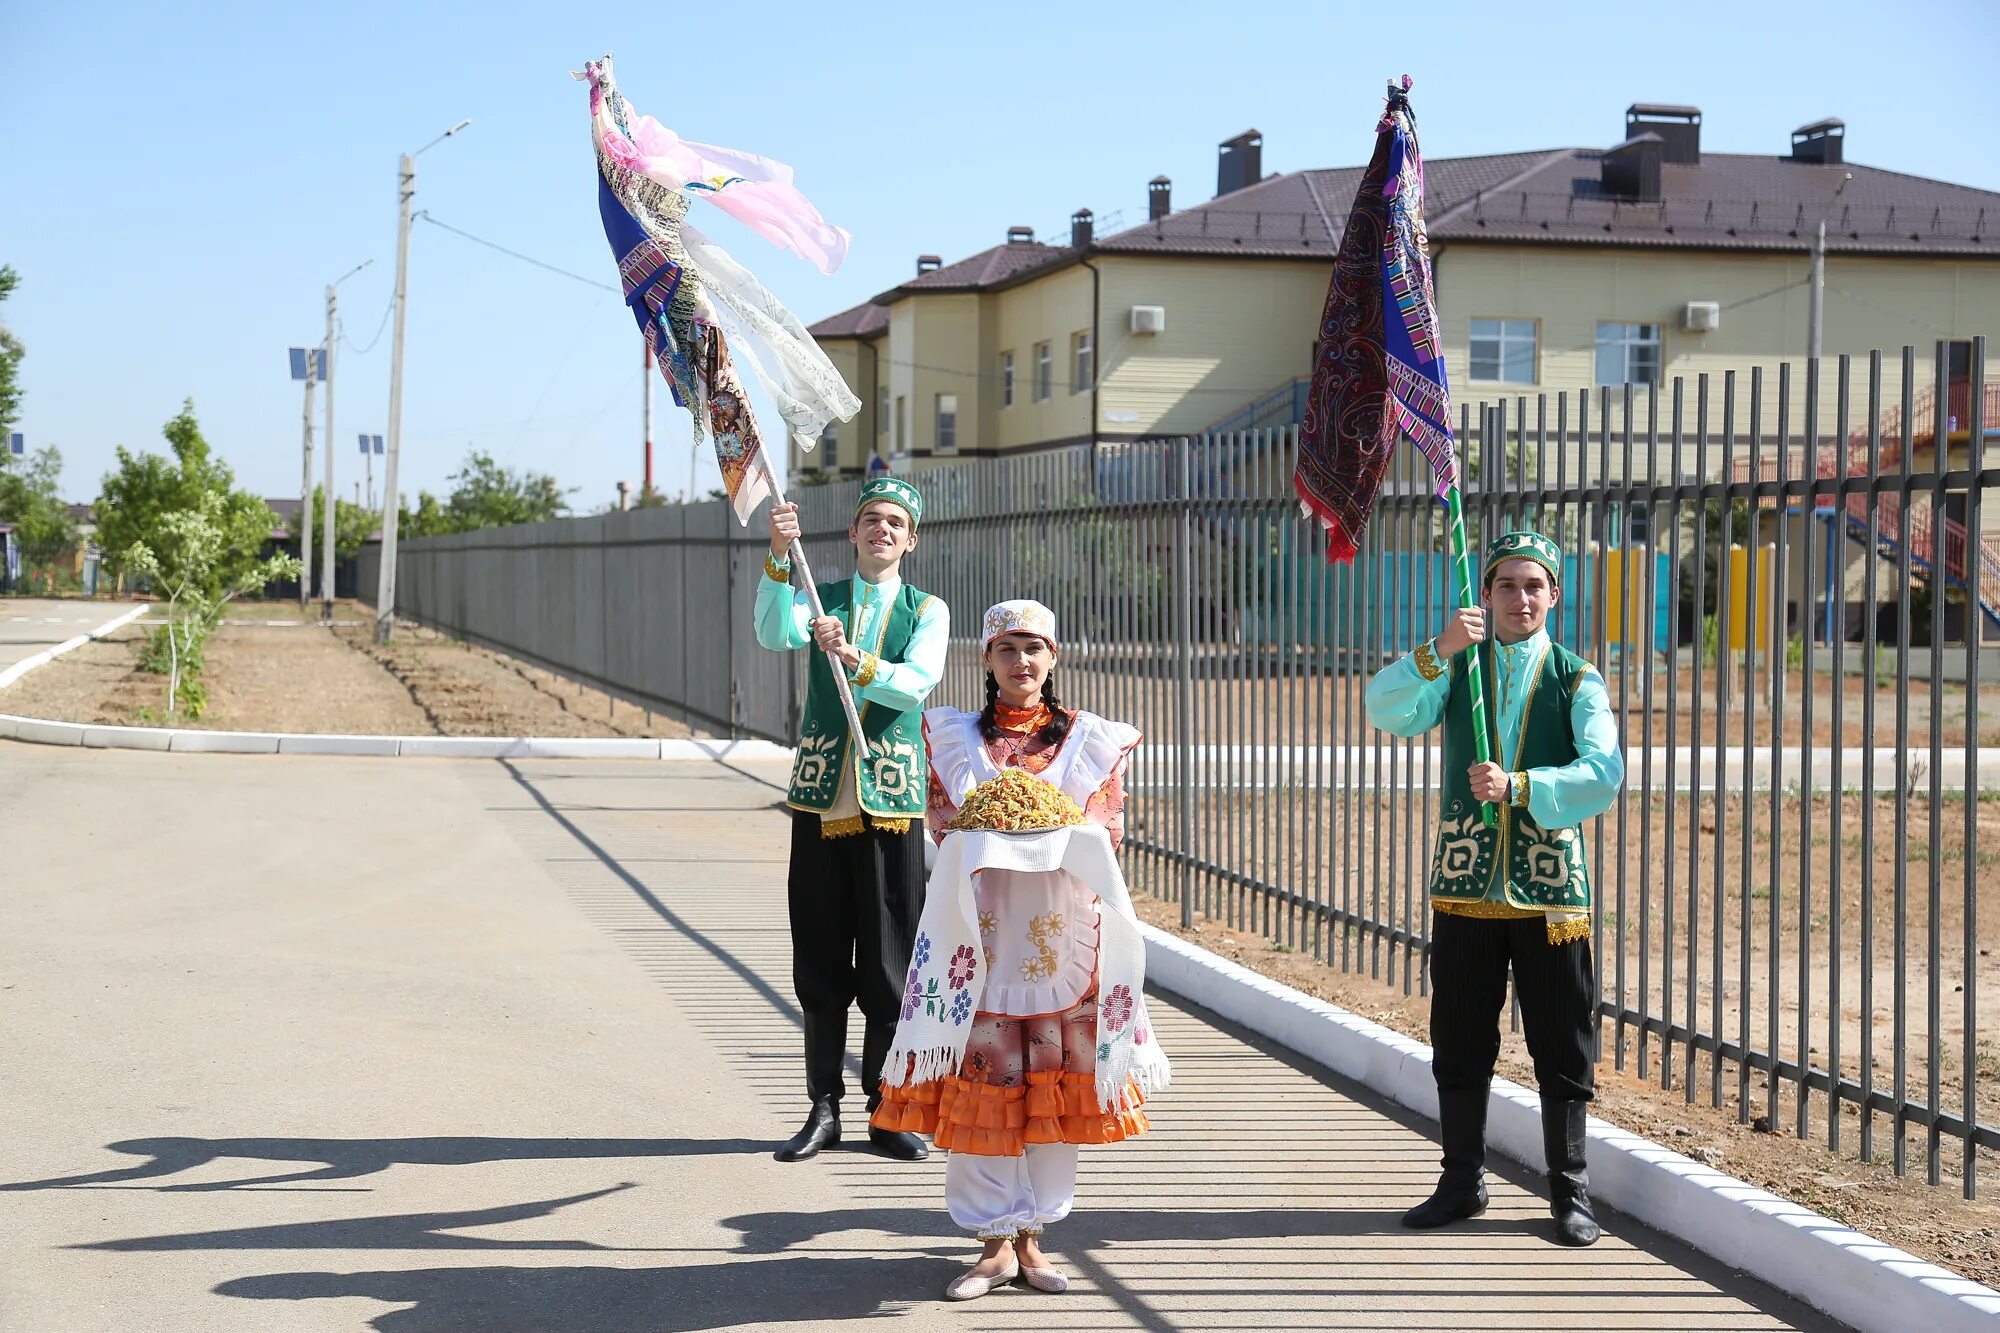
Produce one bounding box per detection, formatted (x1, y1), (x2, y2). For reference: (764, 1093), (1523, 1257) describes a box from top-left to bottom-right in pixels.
(0, 598), (140, 671)
(0, 742), (1845, 1331)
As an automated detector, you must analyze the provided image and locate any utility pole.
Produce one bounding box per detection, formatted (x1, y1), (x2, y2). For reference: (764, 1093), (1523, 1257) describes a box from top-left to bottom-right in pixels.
(643, 342), (655, 499)
(375, 120), (469, 644)
(323, 260), (372, 621)
(1808, 171), (1852, 362)
(298, 360), (316, 610)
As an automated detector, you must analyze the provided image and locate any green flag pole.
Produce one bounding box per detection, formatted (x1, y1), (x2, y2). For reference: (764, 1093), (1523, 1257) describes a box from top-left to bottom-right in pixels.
(1443, 484), (1498, 829)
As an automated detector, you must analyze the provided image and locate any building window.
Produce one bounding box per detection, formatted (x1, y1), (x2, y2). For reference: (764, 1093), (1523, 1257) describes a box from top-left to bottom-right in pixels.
(1000, 352), (1015, 408)
(1034, 342), (1053, 402)
(895, 396), (906, 454)
(877, 386), (888, 435)
(1468, 318), (1537, 384)
(1595, 322), (1662, 387)
(935, 394), (958, 452)
(817, 424), (837, 469)
(1071, 330), (1093, 395)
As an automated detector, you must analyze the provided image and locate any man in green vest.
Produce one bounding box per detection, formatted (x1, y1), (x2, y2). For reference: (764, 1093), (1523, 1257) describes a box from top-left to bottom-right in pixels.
(1366, 530), (1625, 1246)
(756, 476), (947, 1164)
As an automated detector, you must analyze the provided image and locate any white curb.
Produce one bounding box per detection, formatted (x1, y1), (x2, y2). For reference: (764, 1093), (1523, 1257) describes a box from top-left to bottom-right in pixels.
(0, 603), (152, 690)
(0, 712), (800, 762)
(1139, 922), (2000, 1333)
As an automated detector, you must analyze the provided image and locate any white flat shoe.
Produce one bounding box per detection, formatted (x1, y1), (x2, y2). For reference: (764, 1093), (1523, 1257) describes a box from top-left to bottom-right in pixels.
(944, 1259), (1019, 1301)
(1019, 1265), (1069, 1293)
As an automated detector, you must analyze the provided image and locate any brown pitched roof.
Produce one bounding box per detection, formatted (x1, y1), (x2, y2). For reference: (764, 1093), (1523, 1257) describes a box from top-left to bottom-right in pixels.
(1095, 151), (1564, 257)
(823, 142), (1999, 326)
(1100, 150), (2000, 259)
(870, 240), (1077, 305)
(808, 300), (890, 339)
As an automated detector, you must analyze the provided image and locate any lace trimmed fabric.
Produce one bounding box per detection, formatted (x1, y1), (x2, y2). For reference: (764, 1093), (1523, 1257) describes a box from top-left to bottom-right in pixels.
(579, 55), (860, 468)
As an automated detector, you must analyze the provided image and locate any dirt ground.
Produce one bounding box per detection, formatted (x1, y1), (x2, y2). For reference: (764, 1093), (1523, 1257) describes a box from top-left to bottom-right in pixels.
(0, 600), (692, 739)
(1128, 891), (2000, 1288)
(331, 620), (693, 739)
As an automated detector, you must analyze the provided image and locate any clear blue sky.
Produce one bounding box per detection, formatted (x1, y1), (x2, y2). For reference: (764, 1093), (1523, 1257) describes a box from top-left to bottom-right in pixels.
(4, 0), (1996, 512)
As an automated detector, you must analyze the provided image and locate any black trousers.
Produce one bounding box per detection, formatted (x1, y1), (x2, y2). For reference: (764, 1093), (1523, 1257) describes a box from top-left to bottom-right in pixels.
(786, 810), (926, 1110)
(1429, 910), (1596, 1105)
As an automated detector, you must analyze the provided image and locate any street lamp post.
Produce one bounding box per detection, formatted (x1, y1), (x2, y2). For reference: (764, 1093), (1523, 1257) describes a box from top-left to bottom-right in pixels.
(1807, 171), (1853, 363)
(375, 118), (470, 645)
(322, 259), (372, 621)
(287, 347), (324, 609)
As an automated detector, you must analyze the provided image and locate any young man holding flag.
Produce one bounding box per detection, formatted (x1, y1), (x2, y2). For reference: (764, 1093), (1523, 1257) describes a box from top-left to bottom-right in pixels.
(1366, 531), (1624, 1246)
(756, 477), (948, 1163)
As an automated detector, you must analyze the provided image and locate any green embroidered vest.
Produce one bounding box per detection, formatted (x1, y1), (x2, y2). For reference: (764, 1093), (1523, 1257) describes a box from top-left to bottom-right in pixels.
(1429, 639), (1593, 911)
(786, 579), (931, 818)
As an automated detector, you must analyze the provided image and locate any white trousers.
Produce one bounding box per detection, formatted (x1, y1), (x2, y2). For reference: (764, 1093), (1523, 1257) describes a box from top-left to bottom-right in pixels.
(945, 1143), (1079, 1237)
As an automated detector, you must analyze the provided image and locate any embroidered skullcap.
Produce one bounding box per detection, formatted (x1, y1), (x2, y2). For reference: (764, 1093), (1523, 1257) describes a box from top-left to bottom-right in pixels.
(981, 599), (1058, 651)
(856, 476), (923, 528)
(1484, 530), (1563, 585)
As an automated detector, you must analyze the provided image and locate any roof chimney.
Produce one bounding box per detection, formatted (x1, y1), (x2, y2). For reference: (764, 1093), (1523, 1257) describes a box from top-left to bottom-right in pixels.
(1217, 130), (1262, 197)
(1149, 175), (1172, 221)
(916, 254), (941, 274)
(1626, 103), (1701, 165)
(1791, 117), (1845, 165)
(1070, 209), (1094, 250)
(1006, 225), (1036, 244)
(1601, 133), (1664, 200)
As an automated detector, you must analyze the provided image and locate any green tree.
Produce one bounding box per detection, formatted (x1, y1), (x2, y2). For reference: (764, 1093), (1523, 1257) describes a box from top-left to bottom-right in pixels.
(0, 443), (76, 581)
(442, 449), (572, 531)
(124, 486), (300, 721)
(303, 486), (376, 561)
(399, 490), (453, 538)
(0, 265), (24, 436)
(95, 401), (277, 592)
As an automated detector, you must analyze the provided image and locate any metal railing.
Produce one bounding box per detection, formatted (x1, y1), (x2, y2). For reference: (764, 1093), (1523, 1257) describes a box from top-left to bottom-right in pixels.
(379, 340), (1995, 1196)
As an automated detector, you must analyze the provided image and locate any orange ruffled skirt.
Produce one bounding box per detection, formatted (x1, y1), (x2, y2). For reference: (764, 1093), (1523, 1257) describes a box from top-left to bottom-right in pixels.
(873, 1068), (1149, 1157)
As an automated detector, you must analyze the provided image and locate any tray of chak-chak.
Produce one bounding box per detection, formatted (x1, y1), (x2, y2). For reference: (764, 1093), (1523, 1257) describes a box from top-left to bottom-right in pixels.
(944, 768), (1086, 833)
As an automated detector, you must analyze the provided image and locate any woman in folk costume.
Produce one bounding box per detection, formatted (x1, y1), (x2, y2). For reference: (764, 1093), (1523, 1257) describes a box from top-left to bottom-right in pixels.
(872, 600), (1170, 1301)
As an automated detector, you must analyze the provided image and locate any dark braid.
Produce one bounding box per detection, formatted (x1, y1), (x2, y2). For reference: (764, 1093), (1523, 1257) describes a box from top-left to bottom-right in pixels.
(1038, 668), (1072, 746)
(977, 665), (1073, 745)
(977, 672), (1003, 741)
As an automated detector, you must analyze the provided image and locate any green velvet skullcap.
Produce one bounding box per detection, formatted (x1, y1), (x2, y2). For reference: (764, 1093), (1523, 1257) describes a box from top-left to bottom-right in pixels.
(856, 476), (923, 528)
(1484, 530), (1562, 584)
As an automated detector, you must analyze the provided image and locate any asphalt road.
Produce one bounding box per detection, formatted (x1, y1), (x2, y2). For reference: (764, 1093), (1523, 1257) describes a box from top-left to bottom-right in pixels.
(0, 742), (1845, 1332)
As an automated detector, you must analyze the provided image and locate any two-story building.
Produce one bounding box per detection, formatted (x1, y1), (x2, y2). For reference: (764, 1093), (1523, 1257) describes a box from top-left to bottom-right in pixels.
(803, 103), (2000, 479)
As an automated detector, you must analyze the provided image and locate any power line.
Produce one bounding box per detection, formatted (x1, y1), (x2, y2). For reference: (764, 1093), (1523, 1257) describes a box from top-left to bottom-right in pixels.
(1825, 283), (1958, 338)
(418, 212), (619, 293)
(340, 292), (396, 356)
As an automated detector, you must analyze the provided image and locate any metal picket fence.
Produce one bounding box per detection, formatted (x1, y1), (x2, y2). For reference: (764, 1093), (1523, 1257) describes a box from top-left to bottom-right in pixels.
(380, 340), (1996, 1196)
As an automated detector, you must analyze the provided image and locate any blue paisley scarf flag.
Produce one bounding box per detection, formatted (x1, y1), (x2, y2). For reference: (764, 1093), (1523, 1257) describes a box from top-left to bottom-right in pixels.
(1295, 77), (1497, 819)
(1296, 76), (1456, 562)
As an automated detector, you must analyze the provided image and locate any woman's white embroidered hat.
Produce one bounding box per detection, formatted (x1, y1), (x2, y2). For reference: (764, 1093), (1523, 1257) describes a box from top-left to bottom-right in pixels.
(981, 600), (1058, 651)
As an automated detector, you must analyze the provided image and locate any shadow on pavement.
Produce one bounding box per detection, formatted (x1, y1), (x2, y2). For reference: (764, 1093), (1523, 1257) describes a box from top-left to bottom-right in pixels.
(2, 1136), (768, 1193)
(214, 1255), (931, 1333)
(80, 1184), (650, 1253)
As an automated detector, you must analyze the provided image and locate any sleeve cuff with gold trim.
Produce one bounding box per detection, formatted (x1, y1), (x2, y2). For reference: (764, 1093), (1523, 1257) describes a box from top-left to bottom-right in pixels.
(1510, 771), (1531, 808)
(1413, 639), (1444, 681)
(764, 554), (794, 583)
(850, 651), (880, 688)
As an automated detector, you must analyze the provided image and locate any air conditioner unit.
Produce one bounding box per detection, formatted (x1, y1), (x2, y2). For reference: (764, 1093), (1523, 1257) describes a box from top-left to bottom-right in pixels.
(1130, 304), (1166, 335)
(1683, 300), (1720, 332)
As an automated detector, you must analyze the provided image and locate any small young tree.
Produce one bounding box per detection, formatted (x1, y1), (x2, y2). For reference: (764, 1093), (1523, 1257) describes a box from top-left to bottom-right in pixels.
(97, 401), (275, 595)
(123, 488), (300, 720)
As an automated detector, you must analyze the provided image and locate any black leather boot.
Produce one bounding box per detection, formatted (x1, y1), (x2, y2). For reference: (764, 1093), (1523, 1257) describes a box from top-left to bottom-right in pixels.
(1402, 1085), (1491, 1229)
(775, 1096), (841, 1162)
(861, 1022), (927, 1161)
(1543, 1098), (1600, 1246)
